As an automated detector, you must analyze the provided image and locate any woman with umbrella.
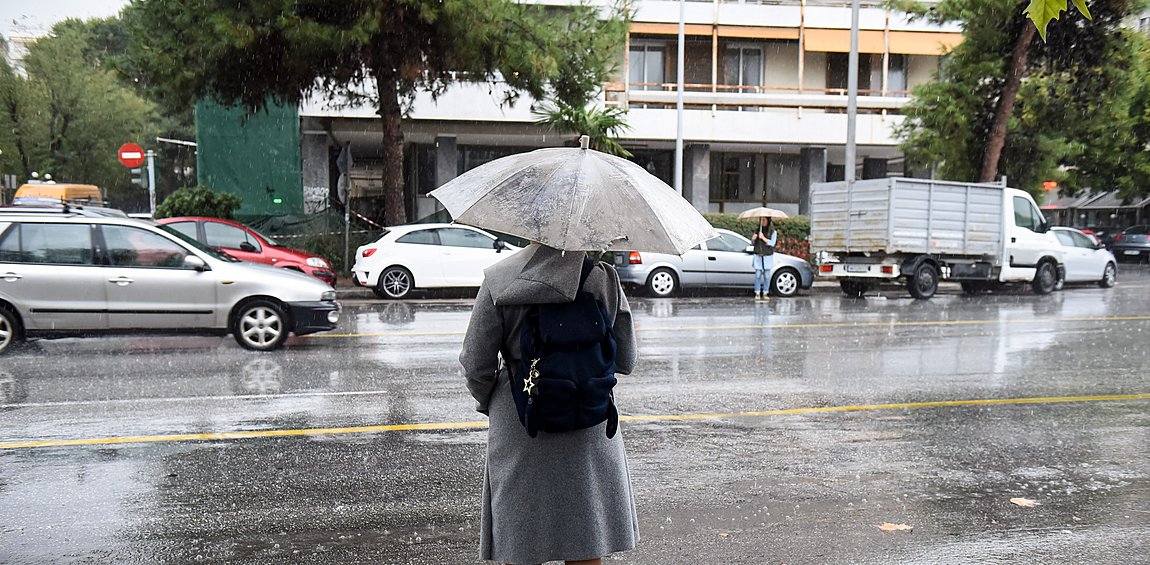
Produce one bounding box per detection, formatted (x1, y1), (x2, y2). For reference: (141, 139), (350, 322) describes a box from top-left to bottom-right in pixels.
(434, 137), (716, 565)
(739, 207), (787, 301)
(459, 243), (638, 565)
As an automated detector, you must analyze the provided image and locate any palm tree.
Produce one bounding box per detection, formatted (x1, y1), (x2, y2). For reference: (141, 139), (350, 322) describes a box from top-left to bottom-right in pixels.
(533, 100), (633, 157)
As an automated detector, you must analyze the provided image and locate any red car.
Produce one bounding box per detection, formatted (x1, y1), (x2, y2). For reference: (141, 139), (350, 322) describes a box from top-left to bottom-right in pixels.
(157, 217), (336, 286)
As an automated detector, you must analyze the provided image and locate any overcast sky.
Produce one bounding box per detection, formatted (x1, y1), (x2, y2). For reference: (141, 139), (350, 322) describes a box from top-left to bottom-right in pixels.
(1, 0), (130, 39)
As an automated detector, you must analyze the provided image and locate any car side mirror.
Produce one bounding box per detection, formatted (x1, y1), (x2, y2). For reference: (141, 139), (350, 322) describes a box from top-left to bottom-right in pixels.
(745, 245), (755, 254)
(494, 239), (508, 252)
(239, 241), (257, 252)
(184, 255), (209, 271)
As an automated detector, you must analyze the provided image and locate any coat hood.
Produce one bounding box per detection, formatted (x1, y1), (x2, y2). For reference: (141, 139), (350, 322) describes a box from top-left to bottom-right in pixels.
(483, 243), (586, 306)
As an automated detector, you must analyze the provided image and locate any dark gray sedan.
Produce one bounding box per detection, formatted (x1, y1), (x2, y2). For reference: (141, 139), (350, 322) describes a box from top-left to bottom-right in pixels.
(611, 228), (814, 297)
(1111, 225), (1150, 263)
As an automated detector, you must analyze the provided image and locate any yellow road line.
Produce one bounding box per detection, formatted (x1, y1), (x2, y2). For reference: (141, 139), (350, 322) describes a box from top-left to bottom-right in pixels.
(305, 314), (1150, 339)
(3, 393), (1147, 450)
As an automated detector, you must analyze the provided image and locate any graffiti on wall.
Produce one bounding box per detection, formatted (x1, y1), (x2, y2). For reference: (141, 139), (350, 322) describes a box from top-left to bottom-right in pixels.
(303, 185), (329, 214)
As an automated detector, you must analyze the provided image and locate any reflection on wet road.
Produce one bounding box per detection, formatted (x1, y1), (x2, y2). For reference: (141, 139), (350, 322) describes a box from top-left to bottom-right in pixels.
(2, 268), (1149, 563)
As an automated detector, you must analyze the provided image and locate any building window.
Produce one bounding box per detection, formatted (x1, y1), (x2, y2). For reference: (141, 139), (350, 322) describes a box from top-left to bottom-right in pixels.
(827, 53), (906, 96)
(723, 45), (763, 92)
(629, 43), (666, 90)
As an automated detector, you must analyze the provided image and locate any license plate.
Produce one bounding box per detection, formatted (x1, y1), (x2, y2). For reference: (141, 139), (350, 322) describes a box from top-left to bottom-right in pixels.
(844, 264), (869, 273)
(1124, 250), (1140, 255)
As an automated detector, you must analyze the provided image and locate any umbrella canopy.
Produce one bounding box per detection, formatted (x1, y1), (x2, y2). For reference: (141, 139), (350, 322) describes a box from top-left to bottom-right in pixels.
(429, 137), (717, 254)
(737, 207), (789, 220)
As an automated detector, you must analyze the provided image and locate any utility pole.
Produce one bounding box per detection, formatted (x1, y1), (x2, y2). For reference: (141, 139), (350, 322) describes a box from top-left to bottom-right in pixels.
(845, 0), (860, 186)
(674, 0), (685, 195)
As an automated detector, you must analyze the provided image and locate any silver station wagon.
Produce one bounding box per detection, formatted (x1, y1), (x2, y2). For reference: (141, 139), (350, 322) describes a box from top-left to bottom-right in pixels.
(612, 228), (814, 297)
(0, 213), (340, 354)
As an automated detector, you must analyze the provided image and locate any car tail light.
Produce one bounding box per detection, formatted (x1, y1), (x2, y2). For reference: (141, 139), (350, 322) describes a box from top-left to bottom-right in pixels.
(881, 265), (894, 274)
(361, 248), (377, 257)
(628, 251), (642, 264)
(819, 264), (833, 273)
(1113, 234), (1125, 242)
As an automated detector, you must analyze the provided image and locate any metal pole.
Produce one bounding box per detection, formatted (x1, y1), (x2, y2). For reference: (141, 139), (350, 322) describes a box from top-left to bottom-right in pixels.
(344, 196), (350, 274)
(674, 0), (685, 194)
(146, 149), (157, 216)
(845, 0), (860, 185)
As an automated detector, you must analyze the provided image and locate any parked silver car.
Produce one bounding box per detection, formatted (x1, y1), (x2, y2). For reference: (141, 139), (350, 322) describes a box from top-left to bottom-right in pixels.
(0, 213), (340, 354)
(611, 228), (814, 297)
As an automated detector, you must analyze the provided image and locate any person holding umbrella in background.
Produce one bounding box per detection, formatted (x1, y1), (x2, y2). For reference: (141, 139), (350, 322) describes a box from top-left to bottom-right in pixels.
(738, 207), (787, 301)
(751, 217), (777, 301)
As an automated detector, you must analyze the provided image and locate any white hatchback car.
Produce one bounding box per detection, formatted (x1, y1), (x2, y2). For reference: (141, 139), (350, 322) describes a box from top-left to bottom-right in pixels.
(1051, 226), (1117, 289)
(352, 223), (520, 299)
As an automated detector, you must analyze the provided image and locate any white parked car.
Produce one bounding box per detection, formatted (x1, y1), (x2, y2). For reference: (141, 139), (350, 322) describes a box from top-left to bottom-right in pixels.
(1051, 227), (1117, 289)
(352, 223), (520, 299)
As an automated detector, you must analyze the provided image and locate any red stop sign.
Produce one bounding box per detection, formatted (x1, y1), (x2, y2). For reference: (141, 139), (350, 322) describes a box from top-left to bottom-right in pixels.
(118, 143), (146, 168)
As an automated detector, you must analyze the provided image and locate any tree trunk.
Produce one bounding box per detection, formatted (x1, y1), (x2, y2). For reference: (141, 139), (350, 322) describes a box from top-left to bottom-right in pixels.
(376, 72), (407, 226)
(979, 22), (1036, 183)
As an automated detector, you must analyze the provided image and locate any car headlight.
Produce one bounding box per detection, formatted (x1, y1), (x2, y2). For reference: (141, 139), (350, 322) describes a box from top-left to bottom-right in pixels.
(307, 257), (331, 269)
(321, 290), (337, 301)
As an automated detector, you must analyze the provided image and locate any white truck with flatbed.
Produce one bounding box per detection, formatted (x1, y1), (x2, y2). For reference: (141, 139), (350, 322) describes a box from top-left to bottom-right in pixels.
(810, 177), (1064, 299)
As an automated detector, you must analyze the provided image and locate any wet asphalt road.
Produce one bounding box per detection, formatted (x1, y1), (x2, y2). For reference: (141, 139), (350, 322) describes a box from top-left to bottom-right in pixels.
(1, 268), (1149, 564)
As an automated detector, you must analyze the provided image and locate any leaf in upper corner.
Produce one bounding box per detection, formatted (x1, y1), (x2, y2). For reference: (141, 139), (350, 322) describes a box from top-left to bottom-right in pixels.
(1025, 0), (1093, 42)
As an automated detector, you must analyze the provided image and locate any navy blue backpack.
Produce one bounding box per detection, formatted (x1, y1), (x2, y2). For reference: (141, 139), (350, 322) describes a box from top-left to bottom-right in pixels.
(509, 258), (619, 438)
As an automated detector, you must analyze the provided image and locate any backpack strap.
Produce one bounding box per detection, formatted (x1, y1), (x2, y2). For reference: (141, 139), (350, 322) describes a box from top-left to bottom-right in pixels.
(577, 256), (596, 290)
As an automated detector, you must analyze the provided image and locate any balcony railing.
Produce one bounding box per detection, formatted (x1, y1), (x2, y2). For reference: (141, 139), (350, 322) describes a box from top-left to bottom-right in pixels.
(607, 82), (911, 111)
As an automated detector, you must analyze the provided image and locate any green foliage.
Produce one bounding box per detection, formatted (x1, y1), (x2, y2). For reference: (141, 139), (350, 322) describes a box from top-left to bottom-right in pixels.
(0, 21), (158, 209)
(899, 0), (1141, 197)
(534, 101), (632, 157)
(703, 214), (811, 260)
(1025, 0), (1092, 41)
(704, 214), (810, 241)
(155, 186), (243, 219)
(122, 0), (629, 224)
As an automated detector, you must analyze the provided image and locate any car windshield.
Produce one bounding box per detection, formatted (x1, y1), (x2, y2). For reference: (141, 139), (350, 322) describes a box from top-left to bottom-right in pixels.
(155, 223), (239, 262)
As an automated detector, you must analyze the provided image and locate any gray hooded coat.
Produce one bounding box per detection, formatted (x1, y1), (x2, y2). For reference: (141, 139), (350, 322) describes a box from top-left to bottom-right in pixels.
(460, 244), (639, 564)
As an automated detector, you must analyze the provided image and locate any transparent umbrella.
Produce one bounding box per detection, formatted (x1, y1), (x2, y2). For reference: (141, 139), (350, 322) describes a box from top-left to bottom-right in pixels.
(737, 207), (789, 220)
(429, 136), (717, 254)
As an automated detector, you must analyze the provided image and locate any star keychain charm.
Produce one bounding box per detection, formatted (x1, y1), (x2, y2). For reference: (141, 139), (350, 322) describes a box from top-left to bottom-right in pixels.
(523, 358), (540, 395)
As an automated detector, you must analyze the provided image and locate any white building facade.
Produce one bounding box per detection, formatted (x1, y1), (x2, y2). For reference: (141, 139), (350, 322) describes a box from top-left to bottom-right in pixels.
(300, 0), (962, 221)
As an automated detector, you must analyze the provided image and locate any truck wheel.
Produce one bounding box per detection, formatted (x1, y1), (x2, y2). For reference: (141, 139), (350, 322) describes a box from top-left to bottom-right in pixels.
(1031, 261), (1057, 295)
(908, 263), (938, 300)
(839, 279), (869, 297)
(646, 268), (678, 297)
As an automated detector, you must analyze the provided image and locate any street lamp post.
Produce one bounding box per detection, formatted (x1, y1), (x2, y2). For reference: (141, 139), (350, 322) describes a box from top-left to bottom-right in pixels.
(845, 0), (860, 186)
(674, 0), (685, 195)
